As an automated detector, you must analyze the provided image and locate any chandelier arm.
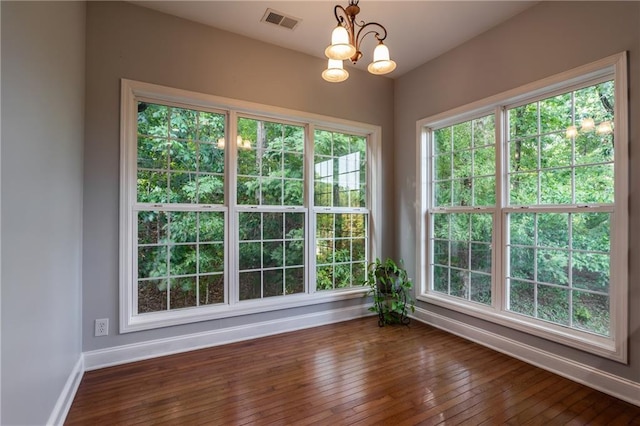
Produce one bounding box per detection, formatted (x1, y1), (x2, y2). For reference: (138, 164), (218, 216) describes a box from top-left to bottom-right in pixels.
(355, 21), (388, 47)
(333, 5), (350, 28)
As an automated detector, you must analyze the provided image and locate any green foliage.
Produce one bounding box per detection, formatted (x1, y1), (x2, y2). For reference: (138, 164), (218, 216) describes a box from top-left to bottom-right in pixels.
(433, 79), (615, 336)
(135, 104), (373, 310)
(236, 117), (304, 206)
(365, 258), (415, 326)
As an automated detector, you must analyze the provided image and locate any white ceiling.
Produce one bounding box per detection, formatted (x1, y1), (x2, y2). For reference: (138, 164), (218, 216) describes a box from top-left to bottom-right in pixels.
(130, 1), (537, 77)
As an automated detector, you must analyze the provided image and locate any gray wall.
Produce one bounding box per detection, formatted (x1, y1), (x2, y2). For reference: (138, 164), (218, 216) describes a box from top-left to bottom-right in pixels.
(1, 2), (85, 424)
(394, 1), (640, 382)
(83, 2), (395, 351)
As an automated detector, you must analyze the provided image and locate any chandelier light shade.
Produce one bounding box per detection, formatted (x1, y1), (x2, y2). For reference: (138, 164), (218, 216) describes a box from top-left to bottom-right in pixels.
(322, 59), (350, 82)
(566, 118), (613, 138)
(325, 25), (356, 60)
(322, 0), (395, 82)
(368, 41), (396, 75)
(580, 117), (595, 132)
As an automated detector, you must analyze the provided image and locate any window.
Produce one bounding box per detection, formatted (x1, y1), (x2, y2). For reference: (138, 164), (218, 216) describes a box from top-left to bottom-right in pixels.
(314, 130), (369, 291)
(418, 53), (628, 361)
(430, 115), (495, 305)
(135, 103), (227, 313)
(121, 80), (380, 332)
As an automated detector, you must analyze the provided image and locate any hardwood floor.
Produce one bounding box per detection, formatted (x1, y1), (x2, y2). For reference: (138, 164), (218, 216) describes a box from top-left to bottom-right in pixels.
(66, 318), (640, 425)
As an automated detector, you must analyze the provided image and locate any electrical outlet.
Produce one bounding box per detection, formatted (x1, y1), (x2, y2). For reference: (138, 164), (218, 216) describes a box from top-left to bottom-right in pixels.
(95, 318), (109, 337)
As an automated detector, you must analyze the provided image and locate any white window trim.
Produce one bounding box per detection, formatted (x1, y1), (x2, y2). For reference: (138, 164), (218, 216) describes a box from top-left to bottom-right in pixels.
(416, 52), (628, 362)
(120, 79), (382, 333)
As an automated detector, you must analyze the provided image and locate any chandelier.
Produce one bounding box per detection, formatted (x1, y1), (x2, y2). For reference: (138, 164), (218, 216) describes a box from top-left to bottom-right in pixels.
(322, 0), (396, 83)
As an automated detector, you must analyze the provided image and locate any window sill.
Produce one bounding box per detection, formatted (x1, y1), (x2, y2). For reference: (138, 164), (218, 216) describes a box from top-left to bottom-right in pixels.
(417, 292), (625, 363)
(122, 287), (369, 333)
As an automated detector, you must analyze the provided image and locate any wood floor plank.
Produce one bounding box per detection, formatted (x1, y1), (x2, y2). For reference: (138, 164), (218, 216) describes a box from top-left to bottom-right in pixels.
(65, 318), (640, 425)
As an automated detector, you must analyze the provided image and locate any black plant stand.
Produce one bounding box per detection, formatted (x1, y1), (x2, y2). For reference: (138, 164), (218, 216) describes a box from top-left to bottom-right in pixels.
(375, 289), (411, 327)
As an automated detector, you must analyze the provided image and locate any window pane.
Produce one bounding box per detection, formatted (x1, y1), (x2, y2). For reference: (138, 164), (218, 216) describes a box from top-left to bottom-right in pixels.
(509, 246), (534, 281)
(433, 265), (448, 294)
(539, 92), (572, 134)
(433, 213), (449, 239)
(509, 103), (538, 139)
(434, 116), (495, 209)
(285, 268), (304, 294)
(237, 176), (260, 205)
(434, 181), (451, 206)
(239, 242), (261, 270)
(169, 276), (197, 309)
(199, 274), (224, 305)
(170, 245), (197, 276)
(508, 279), (534, 316)
(541, 134), (571, 168)
(470, 272), (491, 305)
(238, 211), (306, 300)
(170, 108), (197, 140)
(434, 127), (451, 154)
(538, 285), (569, 326)
(196, 174), (224, 205)
(199, 243), (224, 273)
(433, 240), (449, 266)
(471, 213), (492, 243)
(540, 169), (571, 205)
(537, 248), (569, 285)
(169, 172), (197, 204)
(138, 246), (167, 278)
(198, 111), (225, 143)
(138, 137), (168, 169)
(575, 164), (614, 204)
(264, 269), (284, 297)
(537, 213), (568, 248)
(573, 291), (609, 335)
(137, 170), (168, 203)
(509, 137), (537, 172)
(572, 252), (609, 292)
(452, 121), (472, 151)
(137, 104), (226, 214)
(509, 213), (534, 246)
(435, 154), (451, 180)
(450, 242), (469, 269)
(239, 271), (261, 300)
(473, 115), (495, 147)
(263, 212), (283, 240)
(450, 270), (468, 299)
(430, 213), (492, 302)
(509, 172), (537, 205)
(138, 102), (169, 138)
(473, 177), (495, 206)
(238, 117), (304, 206)
(474, 146), (494, 176)
(263, 241), (283, 268)
(572, 213), (610, 252)
(314, 130), (367, 208)
(169, 211), (197, 243)
(470, 243), (491, 272)
(138, 280), (167, 313)
(316, 213), (368, 291)
(169, 140), (197, 171)
(138, 211), (167, 245)
(198, 143), (224, 174)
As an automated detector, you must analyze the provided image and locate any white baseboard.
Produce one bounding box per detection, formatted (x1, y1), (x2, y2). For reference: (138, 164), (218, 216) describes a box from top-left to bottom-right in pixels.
(47, 355), (84, 426)
(412, 306), (640, 407)
(84, 305), (371, 371)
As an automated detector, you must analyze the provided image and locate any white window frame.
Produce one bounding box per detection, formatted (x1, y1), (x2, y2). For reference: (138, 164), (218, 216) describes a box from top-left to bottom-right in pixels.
(416, 53), (628, 362)
(120, 79), (381, 333)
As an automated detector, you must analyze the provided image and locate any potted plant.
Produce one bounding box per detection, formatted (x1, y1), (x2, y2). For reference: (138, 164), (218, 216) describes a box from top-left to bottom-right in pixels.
(365, 258), (415, 327)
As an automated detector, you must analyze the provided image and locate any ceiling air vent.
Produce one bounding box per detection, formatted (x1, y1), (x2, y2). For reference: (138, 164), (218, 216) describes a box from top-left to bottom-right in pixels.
(261, 9), (301, 30)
